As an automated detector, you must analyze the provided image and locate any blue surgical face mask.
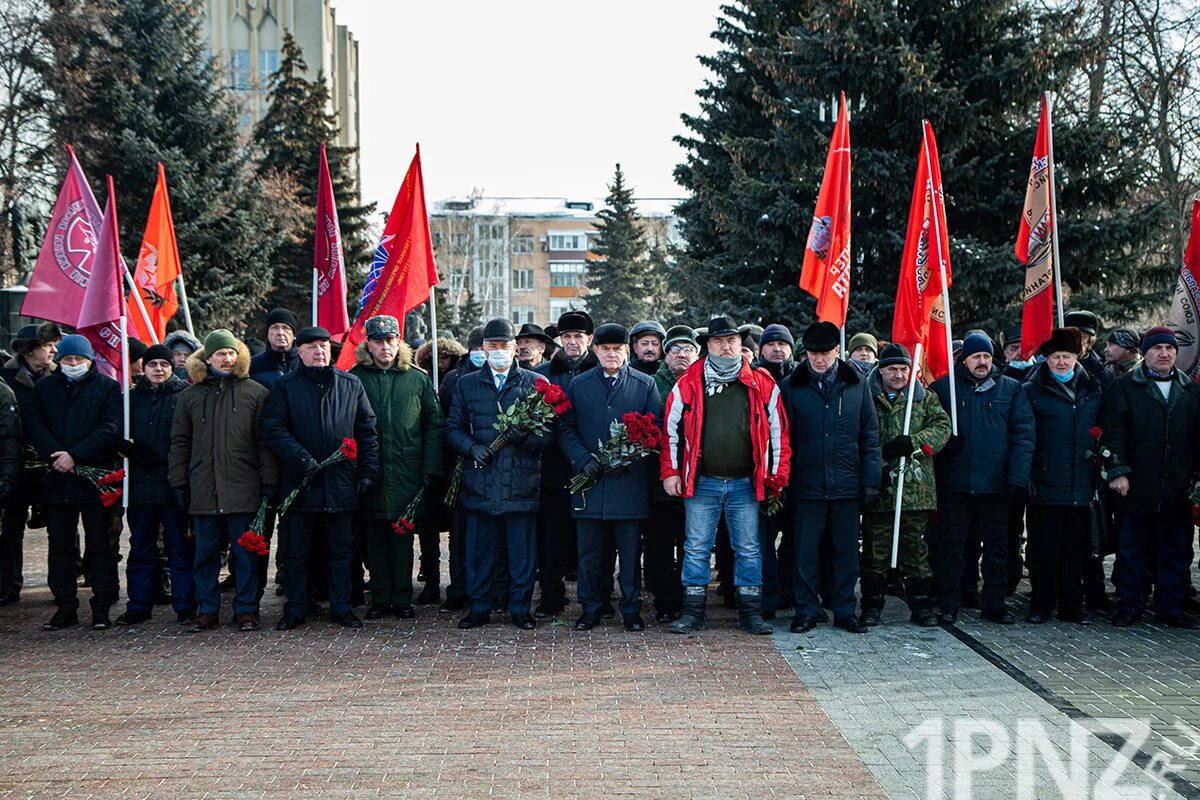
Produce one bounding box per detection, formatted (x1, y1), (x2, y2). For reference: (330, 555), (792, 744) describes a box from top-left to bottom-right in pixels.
(487, 349), (514, 371)
(60, 363), (89, 381)
(469, 351), (486, 368)
(1050, 368), (1073, 383)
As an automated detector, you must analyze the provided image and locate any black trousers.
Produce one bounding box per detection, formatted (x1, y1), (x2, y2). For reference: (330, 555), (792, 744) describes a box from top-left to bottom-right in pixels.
(44, 503), (118, 614)
(536, 484), (571, 607)
(793, 499), (861, 619)
(1007, 497), (1026, 591)
(0, 496), (30, 595)
(281, 511), (353, 618)
(643, 500), (684, 614)
(1026, 504), (1087, 618)
(446, 506), (468, 601)
(934, 492), (1009, 613)
(577, 519), (641, 617)
(1114, 511), (1194, 618)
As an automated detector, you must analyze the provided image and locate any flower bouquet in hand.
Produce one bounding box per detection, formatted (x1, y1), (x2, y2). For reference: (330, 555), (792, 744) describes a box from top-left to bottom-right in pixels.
(392, 487), (426, 536)
(277, 437), (358, 519)
(888, 442), (934, 484)
(24, 449), (125, 507)
(763, 473), (787, 517)
(487, 379), (570, 457)
(567, 412), (661, 507)
(237, 499), (271, 556)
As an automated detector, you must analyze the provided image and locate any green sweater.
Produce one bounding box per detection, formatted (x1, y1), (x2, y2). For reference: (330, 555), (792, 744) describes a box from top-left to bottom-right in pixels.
(699, 381), (753, 479)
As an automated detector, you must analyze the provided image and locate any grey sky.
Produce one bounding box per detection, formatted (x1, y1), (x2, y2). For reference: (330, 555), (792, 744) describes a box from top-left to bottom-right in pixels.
(328, 0), (725, 209)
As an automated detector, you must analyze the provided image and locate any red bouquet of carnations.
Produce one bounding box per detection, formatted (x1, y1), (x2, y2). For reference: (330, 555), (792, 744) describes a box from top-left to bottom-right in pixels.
(567, 412), (662, 507)
(24, 449), (125, 507)
(277, 437), (358, 519)
(391, 487), (425, 536)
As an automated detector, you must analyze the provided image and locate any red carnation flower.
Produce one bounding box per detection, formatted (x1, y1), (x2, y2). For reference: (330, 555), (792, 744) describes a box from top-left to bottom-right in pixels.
(534, 380), (549, 395)
(100, 490), (120, 508)
(340, 438), (358, 460)
(553, 401), (571, 415)
(920, 443), (934, 456)
(1088, 426), (1103, 441)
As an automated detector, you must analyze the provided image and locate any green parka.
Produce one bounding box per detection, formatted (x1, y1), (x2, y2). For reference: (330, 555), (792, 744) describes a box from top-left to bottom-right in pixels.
(865, 367), (951, 513)
(350, 341), (444, 520)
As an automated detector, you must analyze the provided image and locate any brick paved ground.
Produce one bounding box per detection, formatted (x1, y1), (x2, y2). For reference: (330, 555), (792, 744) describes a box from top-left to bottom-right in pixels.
(0, 529), (884, 800)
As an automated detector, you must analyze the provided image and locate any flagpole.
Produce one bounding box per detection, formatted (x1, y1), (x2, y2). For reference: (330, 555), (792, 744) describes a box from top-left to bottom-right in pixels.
(429, 291), (440, 388)
(120, 315), (130, 510)
(892, 342), (922, 568)
(921, 121), (957, 435)
(839, 326), (846, 359)
(123, 269), (160, 345)
(1045, 92), (1065, 328)
(312, 269), (319, 326)
(176, 275), (195, 335)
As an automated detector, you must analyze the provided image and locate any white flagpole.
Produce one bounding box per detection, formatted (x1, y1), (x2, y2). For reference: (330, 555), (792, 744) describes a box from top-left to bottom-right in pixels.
(429, 290), (440, 387)
(176, 275), (195, 335)
(839, 326), (846, 359)
(123, 269), (159, 344)
(1045, 92), (1065, 328)
(892, 342), (923, 569)
(120, 315), (130, 510)
(921, 121), (957, 435)
(312, 269), (319, 326)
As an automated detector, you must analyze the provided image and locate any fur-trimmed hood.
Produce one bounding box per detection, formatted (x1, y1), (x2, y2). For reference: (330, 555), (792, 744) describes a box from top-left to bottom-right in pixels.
(415, 338), (465, 372)
(354, 339), (415, 371)
(164, 329), (202, 354)
(185, 339), (252, 382)
(789, 358), (861, 387)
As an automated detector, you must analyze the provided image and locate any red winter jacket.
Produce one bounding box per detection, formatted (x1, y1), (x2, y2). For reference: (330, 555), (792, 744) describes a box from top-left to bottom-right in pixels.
(658, 357), (790, 500)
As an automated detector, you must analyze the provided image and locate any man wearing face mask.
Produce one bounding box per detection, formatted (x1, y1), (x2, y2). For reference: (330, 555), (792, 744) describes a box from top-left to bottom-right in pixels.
(25, 335), (122, 631)
(628, 320), (667, 376)
(930, 332), (1035, 626)
(661, 316), (790, 635)
(515, 323), (553, 371)
(534, 310), (597, 617)
(264, 327), (380, 631)
(446, 318), (552, 630)
(1102, 327), (1200, 628)
(249, 308), (300, 391)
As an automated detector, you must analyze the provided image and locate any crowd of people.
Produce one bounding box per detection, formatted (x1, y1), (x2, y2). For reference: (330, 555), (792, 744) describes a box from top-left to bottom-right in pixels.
(0, 302), (1195, 636)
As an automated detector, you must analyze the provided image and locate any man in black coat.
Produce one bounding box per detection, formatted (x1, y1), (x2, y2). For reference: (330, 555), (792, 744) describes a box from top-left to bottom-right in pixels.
(534, 310), (597, 617)
(930, 332), (1035, 625)
(446, 318), (552, 630)
(559, 323), (662, 631)
(24, 335), (122, 631)
(264, 326), (380, 631)
(249, 308), (300, 391)
(628, 320), (666, 376)
(1102, 327), (1200, 627)
(781, 322), (882, 634)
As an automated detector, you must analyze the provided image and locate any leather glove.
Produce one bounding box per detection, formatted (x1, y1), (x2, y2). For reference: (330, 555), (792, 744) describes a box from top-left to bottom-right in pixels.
(881, 435), (913, 461)
(863, 487), (880, 506)
(420, 474), (435, 489)
(261, 484), (277, 504)
(301, 456), (320, 475)
(581, 457), (604, 481)
(469, 444), (493, 466)
(506, 429), (530, 447)
(117, 438), (160, 466)
(604, 464), (630, 478)
(1008, 484), (1028, 504)
(357, 478), (373, 495)
(171, 487), (189, 514)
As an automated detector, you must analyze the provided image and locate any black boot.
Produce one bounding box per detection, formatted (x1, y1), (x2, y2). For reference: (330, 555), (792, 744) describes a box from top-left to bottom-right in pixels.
(859, 572), (886, 627)
(905, 576), (938, 627)
(737, 586), (773, 635)
(669, 587), (708, 634)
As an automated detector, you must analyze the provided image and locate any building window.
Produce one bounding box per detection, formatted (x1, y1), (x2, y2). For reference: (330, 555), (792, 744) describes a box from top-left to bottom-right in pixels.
(549, 233), (587, 251)
(550, 298), (585, 320)
(512, 269), (534, 291)
(448, 271), (470, 291)
(511, 306), (535, 325)
(512, 235), (534, 254)
(229, 49), (251, 90)
(550, 261), (588, 287)
(258, 49), (280, 84)
(451, 233), (469, 254)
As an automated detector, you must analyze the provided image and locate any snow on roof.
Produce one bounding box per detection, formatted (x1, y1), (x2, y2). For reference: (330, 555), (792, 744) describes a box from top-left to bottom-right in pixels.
(430, 196), (683, 219)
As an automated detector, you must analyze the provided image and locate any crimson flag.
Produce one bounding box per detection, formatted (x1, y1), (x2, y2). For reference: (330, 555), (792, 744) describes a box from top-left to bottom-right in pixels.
(336, 145), (440, 370)
(78, 176), (128, 383)
(893, 121), (953, 379)
(1168, 200), (1200, 378)
(800, 92), (852, 327)
(21, 146), (103, 325)
(314, 145), (349, 336)
(1016, 95), (1056, 360)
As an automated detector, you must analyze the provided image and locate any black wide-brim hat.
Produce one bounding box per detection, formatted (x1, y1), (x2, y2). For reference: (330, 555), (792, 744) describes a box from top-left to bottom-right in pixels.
(515, 323), (554, 347)
(697, 315), (739, 345)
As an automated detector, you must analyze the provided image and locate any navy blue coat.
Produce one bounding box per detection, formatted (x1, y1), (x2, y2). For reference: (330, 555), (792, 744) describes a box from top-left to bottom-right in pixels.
(931, 364), (1036, 495)
(780, 360), (881, 501)
(262, 366), (380, 513)
(126, 374), (188, 506)
(249, 346), (298, 391)
(558, 365), (663, 519)
(1021, 363), (1102, 507)
(536, 350), (598, 488)
(444, 365), (552, 516)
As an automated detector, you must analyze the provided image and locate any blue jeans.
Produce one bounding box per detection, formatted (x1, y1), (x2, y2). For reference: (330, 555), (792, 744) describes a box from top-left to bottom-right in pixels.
(681, 476), (761, 587)
(193, 514), (256, 616)
(126, 504), (195, 615)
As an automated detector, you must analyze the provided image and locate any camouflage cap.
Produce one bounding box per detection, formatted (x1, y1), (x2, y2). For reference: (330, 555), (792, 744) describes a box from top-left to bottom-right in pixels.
(365, 315), (400, 340)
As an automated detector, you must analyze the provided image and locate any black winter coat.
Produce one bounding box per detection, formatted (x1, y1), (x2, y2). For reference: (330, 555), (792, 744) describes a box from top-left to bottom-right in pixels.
(931, 364), (1035, 495)
(262, 366), (380, 513)
(444, 365), (551, 516)
(1101, 365), (1200, 516)
(25, 367), (122, 505)
(0, 381), (21, 495)
(558, 365), (663, 519)
(249, 346), (298, 391)
(781, 360), (881, 501)
(536, 350), (599, 487)
(125, 375), (187, 506)
(438, 358), (481, 416)
(1021, 363), (1102, 507)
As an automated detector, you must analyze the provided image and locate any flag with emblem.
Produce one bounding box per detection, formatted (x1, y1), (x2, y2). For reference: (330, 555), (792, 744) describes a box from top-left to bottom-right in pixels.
(128, 163), (181, 344)
(77, 176), (129, 384)
(1016, 95), (1056, 360)
(1168, 200), (1200, 378)
(799, 92), (852, 328)
(313, 144), (349, 336)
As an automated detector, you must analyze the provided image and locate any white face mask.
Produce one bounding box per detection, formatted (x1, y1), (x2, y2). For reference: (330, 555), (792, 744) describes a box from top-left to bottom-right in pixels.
(60, 363), (89, 380)
(487, 349), (514, 371)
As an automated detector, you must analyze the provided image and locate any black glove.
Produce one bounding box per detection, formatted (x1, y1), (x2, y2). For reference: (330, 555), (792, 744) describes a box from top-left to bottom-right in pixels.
(302, 456), (320, 475)
(469, 444), (493, 466)
(506, 429), (530, 447)
(881, 435), (914, 461)
(171, 487), (189, 514)
(581, 457), (604, 481)
(863, 487), (880, 506)
(261, 484), (277, 504)
(117, 438), (160, 466)
(357, 478), (373, 495)
(420, 473), (435, 489)
(1008, 484), (1028, 504)
(604, 464), (630, 478)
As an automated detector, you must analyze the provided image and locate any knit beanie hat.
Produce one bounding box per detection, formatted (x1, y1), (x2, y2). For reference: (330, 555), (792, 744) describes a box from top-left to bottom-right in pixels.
(960, 332), (994, 360)
(847, 332), (879, 356)
(142, 344), (174, 366)
(1141, 326), (1178, 355)
(203, 329), (240, 355)
(54, 334), (94, 362)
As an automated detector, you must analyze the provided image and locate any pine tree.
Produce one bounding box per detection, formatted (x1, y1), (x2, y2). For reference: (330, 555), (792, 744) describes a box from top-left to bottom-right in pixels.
(586, 164), (666, 326)
(675, 0), (1166, 336)
(254, 33), (375, 320)
(38, 0), (292, 332)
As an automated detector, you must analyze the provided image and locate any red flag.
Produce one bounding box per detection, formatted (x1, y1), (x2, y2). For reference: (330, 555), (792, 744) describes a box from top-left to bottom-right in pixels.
(1016, 95), (1055, 360)
(800, 91), (852, 327)
(78, 176), (128, 383)
(893, 121), (953, 380)
(1168, 200), (1200, 378)
(314, 145), (349, 336)
(128, 163), (181, 343)
(21, 146), (103, 325)
(335, 145), (440, 370)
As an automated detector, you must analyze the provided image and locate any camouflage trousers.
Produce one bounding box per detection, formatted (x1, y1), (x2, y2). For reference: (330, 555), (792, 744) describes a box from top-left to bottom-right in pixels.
(861, 512), (932, 580)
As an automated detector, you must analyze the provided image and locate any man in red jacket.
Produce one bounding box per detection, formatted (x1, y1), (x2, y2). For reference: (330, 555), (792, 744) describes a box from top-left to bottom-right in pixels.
(660, 316), (790, 634)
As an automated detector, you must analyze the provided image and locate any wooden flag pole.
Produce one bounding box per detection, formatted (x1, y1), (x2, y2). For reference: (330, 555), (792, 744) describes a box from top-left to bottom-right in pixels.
(891, 342), (923, 569)
(1045, 92), (1065, 328)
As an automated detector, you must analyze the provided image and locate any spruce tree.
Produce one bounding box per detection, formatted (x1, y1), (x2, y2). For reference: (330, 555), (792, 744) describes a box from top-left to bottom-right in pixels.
(254, 32), (374, 320)
(586, 164), (666, 326)
(675, 0), (1165, 336)
(39, 0), (291, 332)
